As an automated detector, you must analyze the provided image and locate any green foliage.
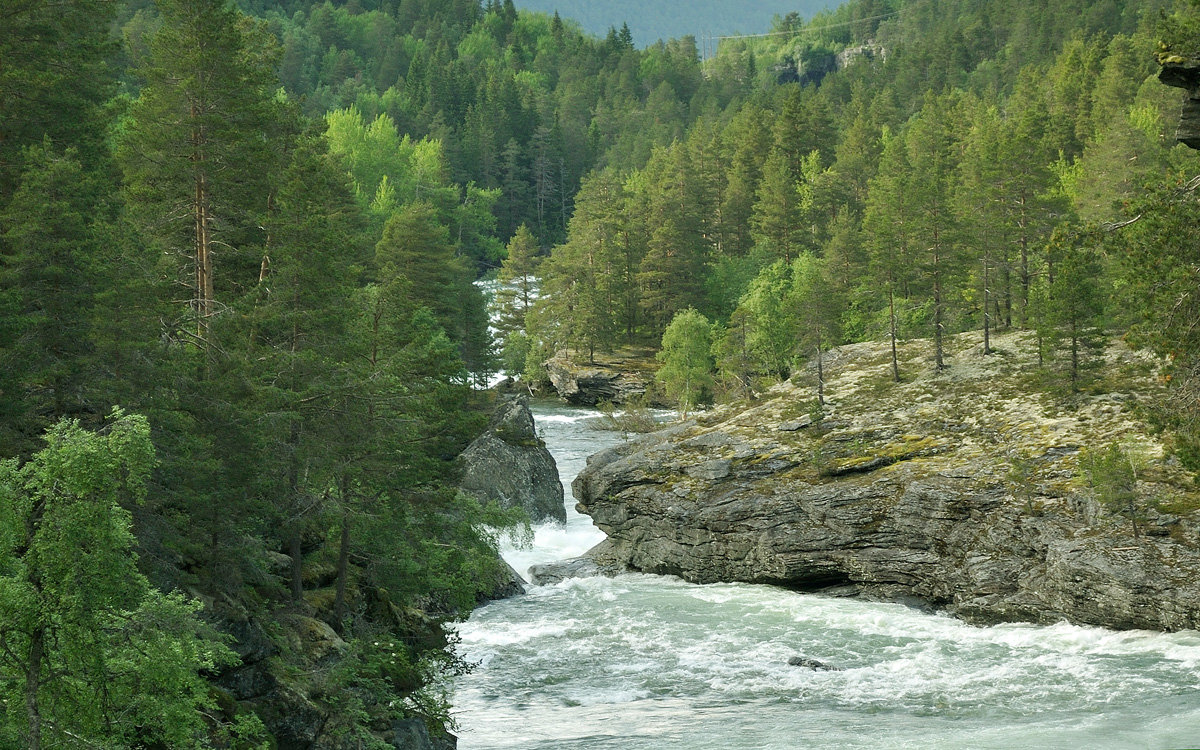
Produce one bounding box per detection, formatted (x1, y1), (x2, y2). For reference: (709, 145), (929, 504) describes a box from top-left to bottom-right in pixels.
(656, 308), (715, 418)
(0, 144), (102, 456)
(732, 260), (796, 381)
(1081, 441), (1146, 537)
(118, 0), (283, 341)
(493, 224), (542, 371)
(596, 397), (662, 435)
(0, 411), (246, 748)
(7, 0), (1200, 741)
(788, 253), (842, 402)
(1035, 227), (1108, 393)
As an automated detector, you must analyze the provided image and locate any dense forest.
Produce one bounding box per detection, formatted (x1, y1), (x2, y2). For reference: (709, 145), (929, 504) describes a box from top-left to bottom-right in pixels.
(3, 0), (1200, 745)
(509, 0), (833, 48)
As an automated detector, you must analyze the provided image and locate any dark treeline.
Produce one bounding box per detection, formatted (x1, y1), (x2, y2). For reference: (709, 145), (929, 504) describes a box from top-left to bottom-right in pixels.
(4, 0), (1200, 745)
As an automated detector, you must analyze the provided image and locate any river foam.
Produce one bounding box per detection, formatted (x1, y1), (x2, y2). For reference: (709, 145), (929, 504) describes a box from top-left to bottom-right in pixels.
(452, 402), (1200, 750)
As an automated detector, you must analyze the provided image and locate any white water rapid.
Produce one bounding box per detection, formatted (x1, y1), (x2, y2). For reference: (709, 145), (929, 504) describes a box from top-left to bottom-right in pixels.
(451, 402), (1200, 749)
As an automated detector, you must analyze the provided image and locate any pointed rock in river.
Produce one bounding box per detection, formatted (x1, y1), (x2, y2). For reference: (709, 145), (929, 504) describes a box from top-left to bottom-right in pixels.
(459, 394), (565, 523)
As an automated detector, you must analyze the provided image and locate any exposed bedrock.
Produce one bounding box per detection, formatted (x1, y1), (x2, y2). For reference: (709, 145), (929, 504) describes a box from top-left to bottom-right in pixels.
(572, 332), (1200, 631)
(459, 394), (565, 524)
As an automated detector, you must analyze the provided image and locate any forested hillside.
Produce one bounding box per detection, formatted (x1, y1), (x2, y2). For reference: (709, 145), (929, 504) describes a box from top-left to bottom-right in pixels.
(506, 0), (1200, 468)
(510, 0), (832, 48)
(4, 0), (1200, 745)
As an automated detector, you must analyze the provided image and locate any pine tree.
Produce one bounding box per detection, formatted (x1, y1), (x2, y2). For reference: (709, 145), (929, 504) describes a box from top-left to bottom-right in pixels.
(245, 133), (367, 602)
(0, 145), (101, 455)
(1037, 228), (1107, 393)
(0, 0), (117, 194)
(864, 126), (917, 381)
(905, 92), (967, 369)
(494, 224), (541, 373)
(957, 100), (1007, 355)
(789, 254), (842, 404)
(375, 201), (468, 340)
(1000, 77), (1067, 328)
(751, 147), (807, 263)
(119, 0), (282, 345)
(537, 170), (627, 361)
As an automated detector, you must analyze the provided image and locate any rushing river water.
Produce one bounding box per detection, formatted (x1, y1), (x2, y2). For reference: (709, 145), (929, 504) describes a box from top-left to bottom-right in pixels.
(452, 402), (1200, 749)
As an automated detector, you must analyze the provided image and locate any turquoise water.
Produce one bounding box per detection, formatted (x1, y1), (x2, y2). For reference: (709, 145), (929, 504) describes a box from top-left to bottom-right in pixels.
(452, 403), (1200, 749)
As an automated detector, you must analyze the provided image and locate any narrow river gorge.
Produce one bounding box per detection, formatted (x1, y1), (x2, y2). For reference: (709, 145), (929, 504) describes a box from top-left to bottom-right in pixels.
(451, 402), (1200, 749)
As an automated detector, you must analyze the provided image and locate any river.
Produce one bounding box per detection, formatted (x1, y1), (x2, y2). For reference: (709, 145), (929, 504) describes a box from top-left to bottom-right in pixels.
(451, 401), (1200, 749)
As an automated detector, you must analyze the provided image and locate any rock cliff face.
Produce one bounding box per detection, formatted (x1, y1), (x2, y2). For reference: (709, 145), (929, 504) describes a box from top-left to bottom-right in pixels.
(459, 394), (565, 523)
(574, 331), (1200, 631)
(545, 355), (650, 406)
(1160, 60), (1200, 148)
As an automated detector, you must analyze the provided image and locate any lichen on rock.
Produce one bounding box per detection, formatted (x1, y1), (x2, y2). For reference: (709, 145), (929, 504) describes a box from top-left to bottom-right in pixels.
(458, 393), (565, 523)
(573, 330), (1200, 631)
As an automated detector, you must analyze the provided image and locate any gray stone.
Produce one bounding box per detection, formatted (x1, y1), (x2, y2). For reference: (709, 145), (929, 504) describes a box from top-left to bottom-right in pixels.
(527, 540), (629, 584)
(778, 415), (814, 431)
(787, 656), (843, 671)
(686, 458), (732, 480)
(459, 394), (565, 523)
(544, 356), (650, 406)
(393, 718), (457, 750)
(1160, 61), (1200, 149)
(571, 343), (1200, 632)
(479, 562), (527, 602)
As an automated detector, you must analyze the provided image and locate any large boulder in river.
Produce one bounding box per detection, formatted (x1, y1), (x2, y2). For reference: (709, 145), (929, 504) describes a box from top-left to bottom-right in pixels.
(459, 394), (565, 523)
(573, 330), (1200, 632)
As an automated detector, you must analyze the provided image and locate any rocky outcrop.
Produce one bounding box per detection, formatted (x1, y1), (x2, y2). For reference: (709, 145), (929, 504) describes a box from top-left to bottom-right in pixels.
(1159, 59), (1200, 148)
(459, 394), (565, 523)
(545, 355), (650, 406)
(573, 331), (1200, 631)
(526, 539), (628, 585)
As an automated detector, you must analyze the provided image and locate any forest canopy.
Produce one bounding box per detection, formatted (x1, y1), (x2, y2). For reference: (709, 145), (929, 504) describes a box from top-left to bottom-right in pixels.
(4, 0), (1200, 744)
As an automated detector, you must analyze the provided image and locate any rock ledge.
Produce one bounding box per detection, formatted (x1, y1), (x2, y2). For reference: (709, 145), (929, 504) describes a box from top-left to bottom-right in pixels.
(574, 331), (1200, 631)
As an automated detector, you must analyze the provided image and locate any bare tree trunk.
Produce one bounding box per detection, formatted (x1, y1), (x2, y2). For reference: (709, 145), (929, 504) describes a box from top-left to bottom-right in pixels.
(1017, 193), (1030, 329)
(289, 530), (304, 603)
(333, 477), (352, 630)
(816, 337), (825, 405)
(192, 105), (213, 343)
(889, 288), (900, 382)
(982, 254), (992, 355)
(25, 628), (43, 750)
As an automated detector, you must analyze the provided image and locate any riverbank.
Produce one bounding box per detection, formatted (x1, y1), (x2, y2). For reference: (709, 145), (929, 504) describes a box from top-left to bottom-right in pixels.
(573, 329), (1200, 631)
(451, 398), (1200, 750)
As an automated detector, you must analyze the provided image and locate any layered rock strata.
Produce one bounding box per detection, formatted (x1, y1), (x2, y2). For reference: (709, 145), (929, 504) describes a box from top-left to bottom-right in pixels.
(573, 331), (1200, 631)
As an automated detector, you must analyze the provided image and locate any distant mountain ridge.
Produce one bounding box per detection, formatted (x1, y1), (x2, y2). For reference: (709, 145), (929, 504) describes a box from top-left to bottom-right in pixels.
(511, 0), (834, 48)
